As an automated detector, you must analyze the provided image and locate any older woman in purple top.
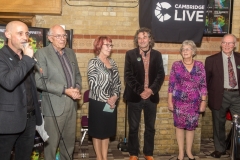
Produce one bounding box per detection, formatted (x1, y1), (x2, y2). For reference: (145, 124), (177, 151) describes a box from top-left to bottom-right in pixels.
(168, 40), (207, 160)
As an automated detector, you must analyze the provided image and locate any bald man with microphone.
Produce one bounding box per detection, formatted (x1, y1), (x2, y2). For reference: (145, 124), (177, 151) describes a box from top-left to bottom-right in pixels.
(0, 21), (42, 160)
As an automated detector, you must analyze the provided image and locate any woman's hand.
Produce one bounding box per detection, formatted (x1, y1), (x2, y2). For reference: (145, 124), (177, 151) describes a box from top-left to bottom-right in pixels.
(199, 101), (206, 112)
(168, 101), (174, 111)
(107, 95), (118, 108)
(168, 93), (174, 111)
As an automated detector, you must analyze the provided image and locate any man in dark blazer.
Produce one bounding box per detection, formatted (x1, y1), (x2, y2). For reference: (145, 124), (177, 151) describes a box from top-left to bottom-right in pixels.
(35, 25), (81, 160)
(205, 34), (240, 158)
(124, 28), (165, 160)
(0, 21), (42, 160)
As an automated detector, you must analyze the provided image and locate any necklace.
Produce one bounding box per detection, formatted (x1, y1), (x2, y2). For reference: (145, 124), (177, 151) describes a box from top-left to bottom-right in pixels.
(182, 59), (194, 65)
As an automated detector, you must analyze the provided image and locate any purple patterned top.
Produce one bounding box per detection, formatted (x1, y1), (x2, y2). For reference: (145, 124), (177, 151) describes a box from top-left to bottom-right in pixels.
(168, 60), (207, 130)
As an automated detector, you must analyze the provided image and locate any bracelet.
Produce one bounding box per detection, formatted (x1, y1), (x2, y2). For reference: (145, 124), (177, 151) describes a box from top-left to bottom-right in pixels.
(201, 99), (206, 101)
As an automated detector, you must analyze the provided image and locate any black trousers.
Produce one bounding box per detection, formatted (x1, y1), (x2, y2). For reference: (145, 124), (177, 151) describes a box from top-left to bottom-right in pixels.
(128, 99), (157, 156)
(0, 115), (36, 160)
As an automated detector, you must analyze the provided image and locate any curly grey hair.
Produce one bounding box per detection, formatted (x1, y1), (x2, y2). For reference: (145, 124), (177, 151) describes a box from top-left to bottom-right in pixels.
(133, 27), (155, 48)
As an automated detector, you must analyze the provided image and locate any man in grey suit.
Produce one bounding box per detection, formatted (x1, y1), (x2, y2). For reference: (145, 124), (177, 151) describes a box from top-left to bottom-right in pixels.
(205, 34), (240, 158)
(0, 21), (42, 160)
(35, 25), (82, 160)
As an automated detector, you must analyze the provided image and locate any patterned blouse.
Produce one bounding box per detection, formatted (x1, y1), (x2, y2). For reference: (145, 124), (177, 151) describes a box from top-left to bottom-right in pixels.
(87, 57), (121, 102)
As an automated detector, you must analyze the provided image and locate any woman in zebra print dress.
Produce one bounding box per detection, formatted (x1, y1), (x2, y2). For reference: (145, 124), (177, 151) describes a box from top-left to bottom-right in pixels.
(87, 36), (121, 160)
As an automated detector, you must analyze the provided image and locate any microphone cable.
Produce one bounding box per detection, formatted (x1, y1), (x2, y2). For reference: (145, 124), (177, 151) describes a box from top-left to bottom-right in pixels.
(35, 62), (73, 160)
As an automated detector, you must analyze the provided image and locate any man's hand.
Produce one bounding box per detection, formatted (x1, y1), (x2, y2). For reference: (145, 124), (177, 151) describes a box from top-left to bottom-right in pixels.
(22, 42), (34, 58)
(65, 87), (81, 100)
(140, 88), (153, 99)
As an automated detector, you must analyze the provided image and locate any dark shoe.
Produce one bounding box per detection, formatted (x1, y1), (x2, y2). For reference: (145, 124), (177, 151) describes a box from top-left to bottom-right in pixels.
(187, 155), (195, 160)
(210, 150), (226, 158)
(186, 153), (195, 160)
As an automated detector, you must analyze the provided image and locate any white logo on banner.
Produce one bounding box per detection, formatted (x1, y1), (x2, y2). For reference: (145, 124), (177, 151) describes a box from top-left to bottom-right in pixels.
(155, 1), (205, 22)
(155, 2), (171, 22)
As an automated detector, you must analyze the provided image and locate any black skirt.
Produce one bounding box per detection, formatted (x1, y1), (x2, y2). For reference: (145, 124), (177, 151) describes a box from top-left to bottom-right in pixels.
(88, 98), (117, 139)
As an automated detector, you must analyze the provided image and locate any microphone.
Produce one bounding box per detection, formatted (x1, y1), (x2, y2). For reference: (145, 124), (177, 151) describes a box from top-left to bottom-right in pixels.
(22, 42), (28, 48)
(33, 56), (39, 64)
(33, 57), (43, 74)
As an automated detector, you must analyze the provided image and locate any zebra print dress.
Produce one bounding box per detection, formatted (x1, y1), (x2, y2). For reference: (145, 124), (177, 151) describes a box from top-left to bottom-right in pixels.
(87, 57), (121, 138)
(88, 57), (121, 102)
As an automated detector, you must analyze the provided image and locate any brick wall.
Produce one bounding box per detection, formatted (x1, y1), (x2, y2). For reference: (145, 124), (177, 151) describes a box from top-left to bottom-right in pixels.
(35, 0), (240, 155)
(71, 35), (239, 154)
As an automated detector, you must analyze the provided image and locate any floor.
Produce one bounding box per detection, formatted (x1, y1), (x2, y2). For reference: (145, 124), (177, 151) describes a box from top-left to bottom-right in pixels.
(73, 137), (232, 160)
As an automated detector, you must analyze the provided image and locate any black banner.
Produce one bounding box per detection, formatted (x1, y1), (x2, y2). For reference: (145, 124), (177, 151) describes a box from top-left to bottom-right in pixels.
(139, 0), (207, 43)
(139, 0), (152, 29)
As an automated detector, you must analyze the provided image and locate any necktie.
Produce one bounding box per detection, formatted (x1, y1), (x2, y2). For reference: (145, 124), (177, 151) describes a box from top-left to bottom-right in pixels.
(228, 57), (237, 88)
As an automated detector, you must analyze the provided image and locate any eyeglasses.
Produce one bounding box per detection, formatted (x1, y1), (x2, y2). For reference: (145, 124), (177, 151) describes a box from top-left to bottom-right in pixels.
(181, 48), (192, 52)
(50, 34), (68, 39)
(103, 44), (114, 48)
(221, 42), (235, 46)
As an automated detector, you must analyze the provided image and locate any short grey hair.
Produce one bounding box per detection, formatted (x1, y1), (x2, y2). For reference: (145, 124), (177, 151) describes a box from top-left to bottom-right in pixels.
(180, 40), (197, 57)
(47, 30), (52, 36)
(222, 34), (237, 43)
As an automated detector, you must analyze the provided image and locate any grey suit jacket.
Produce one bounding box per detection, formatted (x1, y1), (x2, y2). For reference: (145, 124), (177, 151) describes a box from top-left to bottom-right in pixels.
(35, 44), (82, 116)
(0, 46), (42, 134)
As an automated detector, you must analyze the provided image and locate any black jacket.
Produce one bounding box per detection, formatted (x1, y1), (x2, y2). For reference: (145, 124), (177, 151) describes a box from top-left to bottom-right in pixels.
(0, 46), (42, 134)
(123, 48), (165, 103)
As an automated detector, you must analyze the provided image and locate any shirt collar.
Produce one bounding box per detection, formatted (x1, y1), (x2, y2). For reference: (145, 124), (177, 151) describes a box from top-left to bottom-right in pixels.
(6, 45), (21, 60)
(51, 44), (65, 56)
(222, 51), (233, 59)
